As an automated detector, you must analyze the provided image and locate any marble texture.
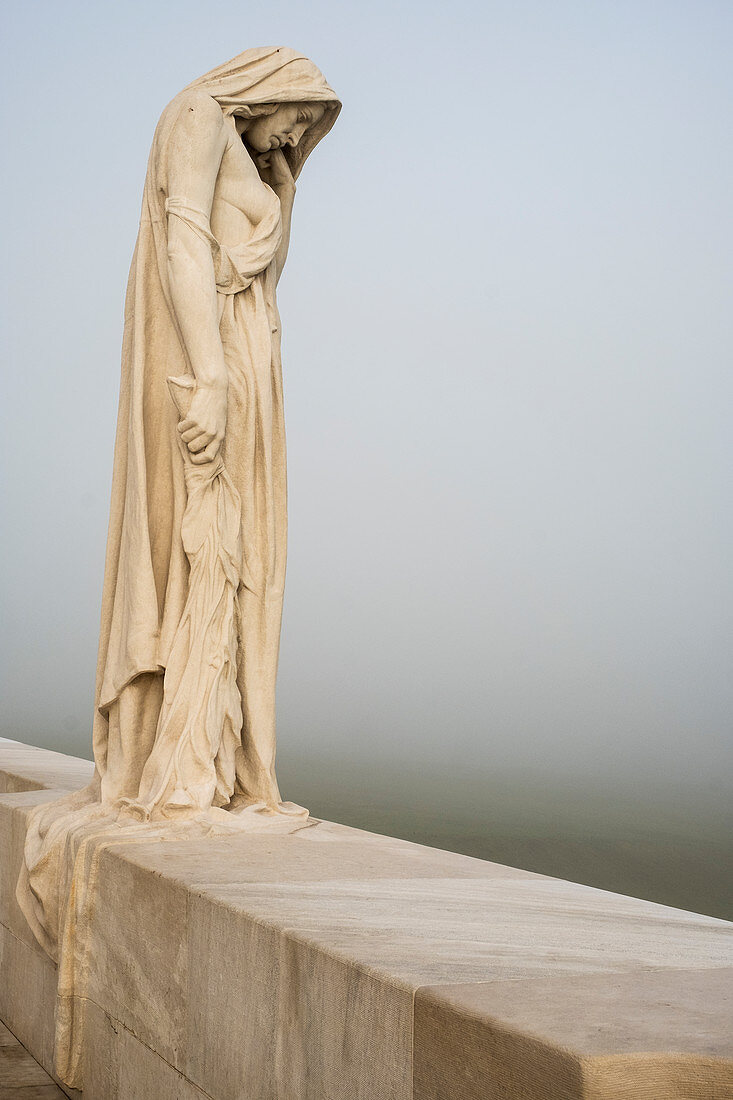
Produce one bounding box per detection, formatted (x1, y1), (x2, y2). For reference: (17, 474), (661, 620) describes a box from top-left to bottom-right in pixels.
(2, 741), (733, 1099)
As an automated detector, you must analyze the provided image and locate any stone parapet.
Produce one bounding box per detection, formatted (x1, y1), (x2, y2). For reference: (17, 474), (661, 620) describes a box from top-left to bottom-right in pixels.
(1, 738), (731, 1099)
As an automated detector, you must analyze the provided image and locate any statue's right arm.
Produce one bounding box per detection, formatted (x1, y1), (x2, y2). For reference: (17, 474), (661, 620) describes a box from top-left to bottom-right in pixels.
(165, 91), (230, 464)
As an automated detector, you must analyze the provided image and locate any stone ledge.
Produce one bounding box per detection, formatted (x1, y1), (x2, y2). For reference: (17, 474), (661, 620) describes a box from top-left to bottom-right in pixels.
(1, 740), (732, 1099)
(0, 737), (94, 795)
(414, 973), (733, 1100)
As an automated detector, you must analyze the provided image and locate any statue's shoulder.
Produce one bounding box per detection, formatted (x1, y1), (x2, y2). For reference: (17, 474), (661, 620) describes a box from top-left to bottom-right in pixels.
(162, 88), (225, 137)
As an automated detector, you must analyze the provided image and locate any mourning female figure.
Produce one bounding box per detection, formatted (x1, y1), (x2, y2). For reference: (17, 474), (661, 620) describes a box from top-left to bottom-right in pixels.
(18, 48), (340, 960)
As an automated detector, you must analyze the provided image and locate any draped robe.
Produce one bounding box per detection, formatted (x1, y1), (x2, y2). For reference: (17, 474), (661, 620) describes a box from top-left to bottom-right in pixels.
(96, 49), (341, 813)
(97, 110), (289, 816)
(16, 52), (340, 1070)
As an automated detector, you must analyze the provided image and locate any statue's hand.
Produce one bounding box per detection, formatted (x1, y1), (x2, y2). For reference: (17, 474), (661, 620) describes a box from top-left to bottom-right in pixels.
(177, 381), (227, 465)
(257, 148), (295, 195)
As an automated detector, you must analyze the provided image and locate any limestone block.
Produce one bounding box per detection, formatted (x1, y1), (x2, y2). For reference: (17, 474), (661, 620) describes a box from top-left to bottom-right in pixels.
(74, 821), (733, 1099)
(83, 846), (189, 1065)
(184, 891), (281, 1099)
(0, 739), (93, 795)
(0, 924), (57, 1075)
(271, 929), (413, 1100)
(82, 1001), (212, 1100)
(117, 1024), (212, 1100)
(2, 742), (733, 1100)
(112, 820), (534, 888)
(185, 889), (413, 1100)
(79, 1003), (119, 1100)
(413, 970), (733, 1099)
(183, 871), (733, 987)
(581, 1055), (733, 1100)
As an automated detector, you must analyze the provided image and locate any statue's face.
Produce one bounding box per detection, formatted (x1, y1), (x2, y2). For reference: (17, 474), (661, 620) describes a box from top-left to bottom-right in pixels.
(246, 103), (326, 152)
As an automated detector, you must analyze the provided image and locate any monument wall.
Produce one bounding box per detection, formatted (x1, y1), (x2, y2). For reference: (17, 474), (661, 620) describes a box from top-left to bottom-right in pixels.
(2, 737), (732, 1099)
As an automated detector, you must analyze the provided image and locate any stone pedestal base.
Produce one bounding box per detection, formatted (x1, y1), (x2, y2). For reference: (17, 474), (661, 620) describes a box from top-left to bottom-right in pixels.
(1, 737), (732, 1099)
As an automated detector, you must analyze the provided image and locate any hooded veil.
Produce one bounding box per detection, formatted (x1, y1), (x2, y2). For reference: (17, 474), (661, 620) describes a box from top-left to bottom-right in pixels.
(188, 46), (340, 179)
(16, 52), (340, 1083)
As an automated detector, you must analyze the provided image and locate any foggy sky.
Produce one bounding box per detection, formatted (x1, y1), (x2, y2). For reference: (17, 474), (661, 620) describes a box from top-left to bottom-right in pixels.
(1, 0), (732, 807)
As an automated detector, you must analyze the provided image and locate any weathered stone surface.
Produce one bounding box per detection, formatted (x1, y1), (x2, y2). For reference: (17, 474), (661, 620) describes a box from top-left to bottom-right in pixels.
(84, 847), (189, 1065)
(2, 742), (733, 1099)
(0, 739), (93, 796)
(413, 970), (733, 1099)
(82, 1003), (211, 1100)
(185, 891), (282, 1099)
(116, 1026), (211, 1100)
(79, 1004), (119, 1100)
(0, 924), (58, 1074)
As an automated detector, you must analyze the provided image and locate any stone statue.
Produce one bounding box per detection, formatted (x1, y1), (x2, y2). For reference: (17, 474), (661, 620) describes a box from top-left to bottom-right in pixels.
(18, 46), (340, 973)
(95, 48), (338, 820)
